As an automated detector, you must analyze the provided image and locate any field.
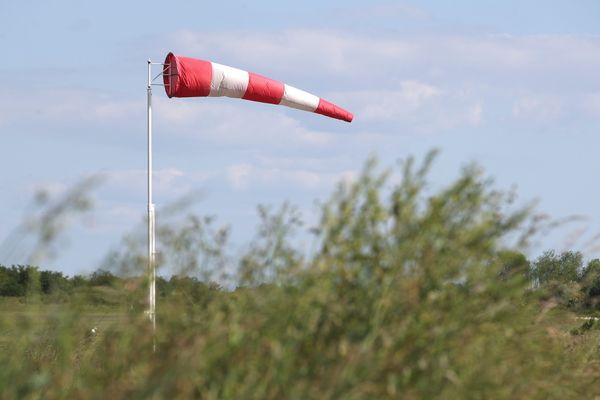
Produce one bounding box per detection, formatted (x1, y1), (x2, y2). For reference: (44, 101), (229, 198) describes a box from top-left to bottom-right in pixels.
(1, 292), (599, 399)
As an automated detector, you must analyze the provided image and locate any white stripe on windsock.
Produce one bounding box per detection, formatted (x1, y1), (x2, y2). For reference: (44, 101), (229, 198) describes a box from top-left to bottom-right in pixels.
(209, 62), (249, 98)
(280, 84), (320, 112)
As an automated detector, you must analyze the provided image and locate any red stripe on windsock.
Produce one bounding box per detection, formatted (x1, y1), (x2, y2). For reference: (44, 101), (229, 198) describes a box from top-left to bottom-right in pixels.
(315, 98), (354, 122)
(242, 72), (285, 104)
(164, 53), (212, 98)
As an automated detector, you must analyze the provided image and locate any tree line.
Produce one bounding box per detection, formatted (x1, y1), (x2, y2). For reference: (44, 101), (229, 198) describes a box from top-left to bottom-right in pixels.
(2, 248), (599, 311)
(0, 264), (221, 306)
(0, 265), (111, 298)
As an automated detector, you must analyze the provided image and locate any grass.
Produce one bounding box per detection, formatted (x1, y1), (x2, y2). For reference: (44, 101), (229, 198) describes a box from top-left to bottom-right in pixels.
(1, 295), (598, 399)
(1, 153), (599, 398)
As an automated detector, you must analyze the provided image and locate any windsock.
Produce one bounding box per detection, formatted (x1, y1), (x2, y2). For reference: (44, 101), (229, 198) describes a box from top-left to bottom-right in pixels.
(163, 52), (353, 123)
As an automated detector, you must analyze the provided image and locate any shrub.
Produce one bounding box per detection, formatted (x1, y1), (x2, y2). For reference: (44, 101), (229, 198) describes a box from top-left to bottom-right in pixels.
(0, 154), (598, 399)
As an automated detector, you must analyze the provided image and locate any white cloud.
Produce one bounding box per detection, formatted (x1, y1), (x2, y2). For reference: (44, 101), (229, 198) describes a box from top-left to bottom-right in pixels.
(352, 80), (443, 121)
(513, 93), (563, 122)
(336, 81), (483, 131)
(103, 167), (195, 196)
(254, 154), (349, 170)
(1, 30), (597, 145)
(0, 89), (140, 127)
(154, 98), (334, 147)
(167, 29), (419, 82)
(163, 30), (600, 134)
(167, 30), (600, 91)
(466, 104), (483, 125)
(227, 164), (253, 190)
(226, 163), (357, 191)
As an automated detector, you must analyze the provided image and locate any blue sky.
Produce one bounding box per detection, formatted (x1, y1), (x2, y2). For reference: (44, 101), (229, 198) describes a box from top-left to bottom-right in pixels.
(1, 1), (600, 275)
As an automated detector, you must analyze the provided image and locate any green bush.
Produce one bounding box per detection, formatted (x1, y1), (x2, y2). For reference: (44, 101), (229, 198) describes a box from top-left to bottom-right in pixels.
(0, 154), (598, 399)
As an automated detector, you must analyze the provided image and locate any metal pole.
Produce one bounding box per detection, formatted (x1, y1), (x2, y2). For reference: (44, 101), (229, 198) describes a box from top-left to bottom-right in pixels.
(147, 59), (156, 347)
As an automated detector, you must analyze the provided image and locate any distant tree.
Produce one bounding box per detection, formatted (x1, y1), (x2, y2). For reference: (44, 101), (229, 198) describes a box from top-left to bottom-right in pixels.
(40, 270), (70, 295)
(25, 265), (41, 300)
(89, 269), (116, 287)
(168, 275), (218, 306)
(0, 265), (26, 296)
(71, 274), (87, 287)
(156, 276), (169, 298)
(581, 259), (600, 309)
(16, 265), (30, 292)
(531, 250), (582, 286)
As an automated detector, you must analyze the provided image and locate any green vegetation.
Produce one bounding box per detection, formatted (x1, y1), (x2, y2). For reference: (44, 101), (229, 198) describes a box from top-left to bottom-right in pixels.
(1, 154), (599, 399)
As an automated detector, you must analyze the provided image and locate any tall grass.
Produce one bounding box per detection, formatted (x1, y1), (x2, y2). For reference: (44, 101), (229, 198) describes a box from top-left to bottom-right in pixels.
(0, 153), (598, 399)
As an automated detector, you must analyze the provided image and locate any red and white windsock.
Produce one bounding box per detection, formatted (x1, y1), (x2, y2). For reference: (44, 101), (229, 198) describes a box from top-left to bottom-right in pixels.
(163, 52), (353, 123)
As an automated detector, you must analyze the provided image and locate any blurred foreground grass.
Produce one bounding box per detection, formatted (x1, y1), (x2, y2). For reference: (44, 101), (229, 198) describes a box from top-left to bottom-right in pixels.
(1, 154), (599, 399)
